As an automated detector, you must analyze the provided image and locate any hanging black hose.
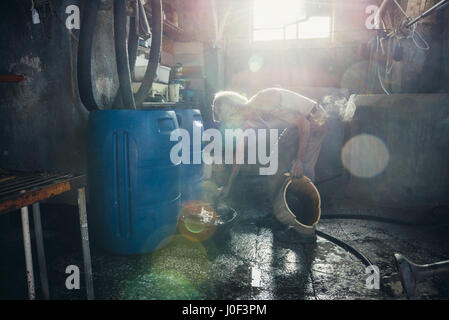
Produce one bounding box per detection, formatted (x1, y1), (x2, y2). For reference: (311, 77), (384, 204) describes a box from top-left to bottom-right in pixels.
(77, 0), (101, 111)
(133, 0), (162, 107)
(78, 0), (162, 111)
(128, 16), (139, 76)
(112, 14), (139, 108)
(113, 0), (162, 108)
(114, 0), (136, 109)
(78, 0), (136, 110)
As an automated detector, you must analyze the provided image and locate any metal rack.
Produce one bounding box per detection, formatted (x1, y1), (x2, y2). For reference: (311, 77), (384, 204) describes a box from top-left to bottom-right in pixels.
(0, 171), (94, 300)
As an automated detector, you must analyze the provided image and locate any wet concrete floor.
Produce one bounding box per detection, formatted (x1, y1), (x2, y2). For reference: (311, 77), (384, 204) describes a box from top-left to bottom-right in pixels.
(1, 200), (449, 300)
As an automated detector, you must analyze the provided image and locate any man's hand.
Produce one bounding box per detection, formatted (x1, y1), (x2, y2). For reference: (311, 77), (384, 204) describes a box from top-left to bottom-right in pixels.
(291, 159), (304, 178)
(218, 163), (241, 201)
(217, 185), (230, 200)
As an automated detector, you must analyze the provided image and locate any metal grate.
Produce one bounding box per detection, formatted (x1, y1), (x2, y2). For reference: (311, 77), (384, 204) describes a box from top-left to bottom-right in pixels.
(32, 0), (51, 8)
(0, 171), (74, 202)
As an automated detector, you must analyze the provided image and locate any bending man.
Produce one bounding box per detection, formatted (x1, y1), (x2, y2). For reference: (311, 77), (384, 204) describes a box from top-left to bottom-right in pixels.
(212, 87), (328, 198)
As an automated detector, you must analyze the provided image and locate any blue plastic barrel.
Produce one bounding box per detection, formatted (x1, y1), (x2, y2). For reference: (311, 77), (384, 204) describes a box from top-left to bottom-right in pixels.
(174, 109), (204, 202)
(87, 110), (181, 254)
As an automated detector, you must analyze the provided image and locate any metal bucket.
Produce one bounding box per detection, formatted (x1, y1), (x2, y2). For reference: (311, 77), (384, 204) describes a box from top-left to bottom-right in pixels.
(177, 201), (238, 242)
(273, 175), (321, 236)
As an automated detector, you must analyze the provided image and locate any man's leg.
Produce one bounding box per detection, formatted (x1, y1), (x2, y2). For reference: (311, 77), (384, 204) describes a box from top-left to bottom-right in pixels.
(303, 124), (327, 182)
(268, 127), (299, 197)
(269, 127), (317, 242)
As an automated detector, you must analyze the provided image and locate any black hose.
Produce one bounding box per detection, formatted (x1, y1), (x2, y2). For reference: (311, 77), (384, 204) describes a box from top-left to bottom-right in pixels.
(316, 229), (382, 289)
(128, 17), (139, 76)
(77, 0), (101, 111)
(112, 14), (139, 108)
(114, 0), (136, 109)
(133, 0), (162, 107)
(114, 0), (162, 108)
(320, 205), (449, 226)
(316, 229), (374, 268)
(316, 207), (449, 283)
(316, 215), (411, 269)
(320, 214), (424, 226)
(78, 0), (162, 111)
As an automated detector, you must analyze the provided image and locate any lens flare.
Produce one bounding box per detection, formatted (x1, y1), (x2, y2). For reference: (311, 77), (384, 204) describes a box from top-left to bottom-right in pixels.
(248, 55), (264, 72)
(119, 272), (202, 300)
(148, 235), (211, 298)
(178, 201), (218, 241)
(140, 223), (178, 252)
(184, 215), (206, 234)
(341, 134), (390, 178)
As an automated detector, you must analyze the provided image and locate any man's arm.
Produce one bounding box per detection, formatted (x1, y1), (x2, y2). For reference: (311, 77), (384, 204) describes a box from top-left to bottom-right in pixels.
(248, 88), (319, 177)
(219, 121), (252, 199)
(220, 161), (241, 199)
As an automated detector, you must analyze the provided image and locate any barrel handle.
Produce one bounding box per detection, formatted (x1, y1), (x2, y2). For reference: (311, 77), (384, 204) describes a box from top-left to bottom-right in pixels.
(157, 117), (177, 134)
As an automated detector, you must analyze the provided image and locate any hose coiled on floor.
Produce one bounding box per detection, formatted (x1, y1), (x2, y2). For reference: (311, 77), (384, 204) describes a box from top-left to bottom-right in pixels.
(315, 229), (374, 267)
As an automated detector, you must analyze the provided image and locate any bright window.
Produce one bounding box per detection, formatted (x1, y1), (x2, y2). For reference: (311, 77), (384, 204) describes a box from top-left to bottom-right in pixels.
(252, 0), (331, 41)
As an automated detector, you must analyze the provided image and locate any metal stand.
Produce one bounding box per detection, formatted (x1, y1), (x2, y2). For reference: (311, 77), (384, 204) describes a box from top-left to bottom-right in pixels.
(78, 187), (94, 300)
(0, 173), (94, 300)
(32, 203), (50, 300)
(20, 206), (35, 300)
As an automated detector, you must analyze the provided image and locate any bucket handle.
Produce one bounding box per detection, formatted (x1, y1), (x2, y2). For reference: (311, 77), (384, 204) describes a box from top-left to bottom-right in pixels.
(281, 173), (321, 229)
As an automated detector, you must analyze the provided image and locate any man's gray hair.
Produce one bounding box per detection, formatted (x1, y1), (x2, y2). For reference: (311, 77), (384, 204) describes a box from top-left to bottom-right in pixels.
(212, 91), (248, 121)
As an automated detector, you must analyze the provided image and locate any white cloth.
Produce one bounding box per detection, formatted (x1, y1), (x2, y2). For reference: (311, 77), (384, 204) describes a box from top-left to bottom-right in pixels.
(278, 89), (317, 116)
(247, 88), (317, 117)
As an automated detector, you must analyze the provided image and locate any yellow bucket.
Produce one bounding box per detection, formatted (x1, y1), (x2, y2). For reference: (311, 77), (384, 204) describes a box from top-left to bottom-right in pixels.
(273, 175), (321, 236)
